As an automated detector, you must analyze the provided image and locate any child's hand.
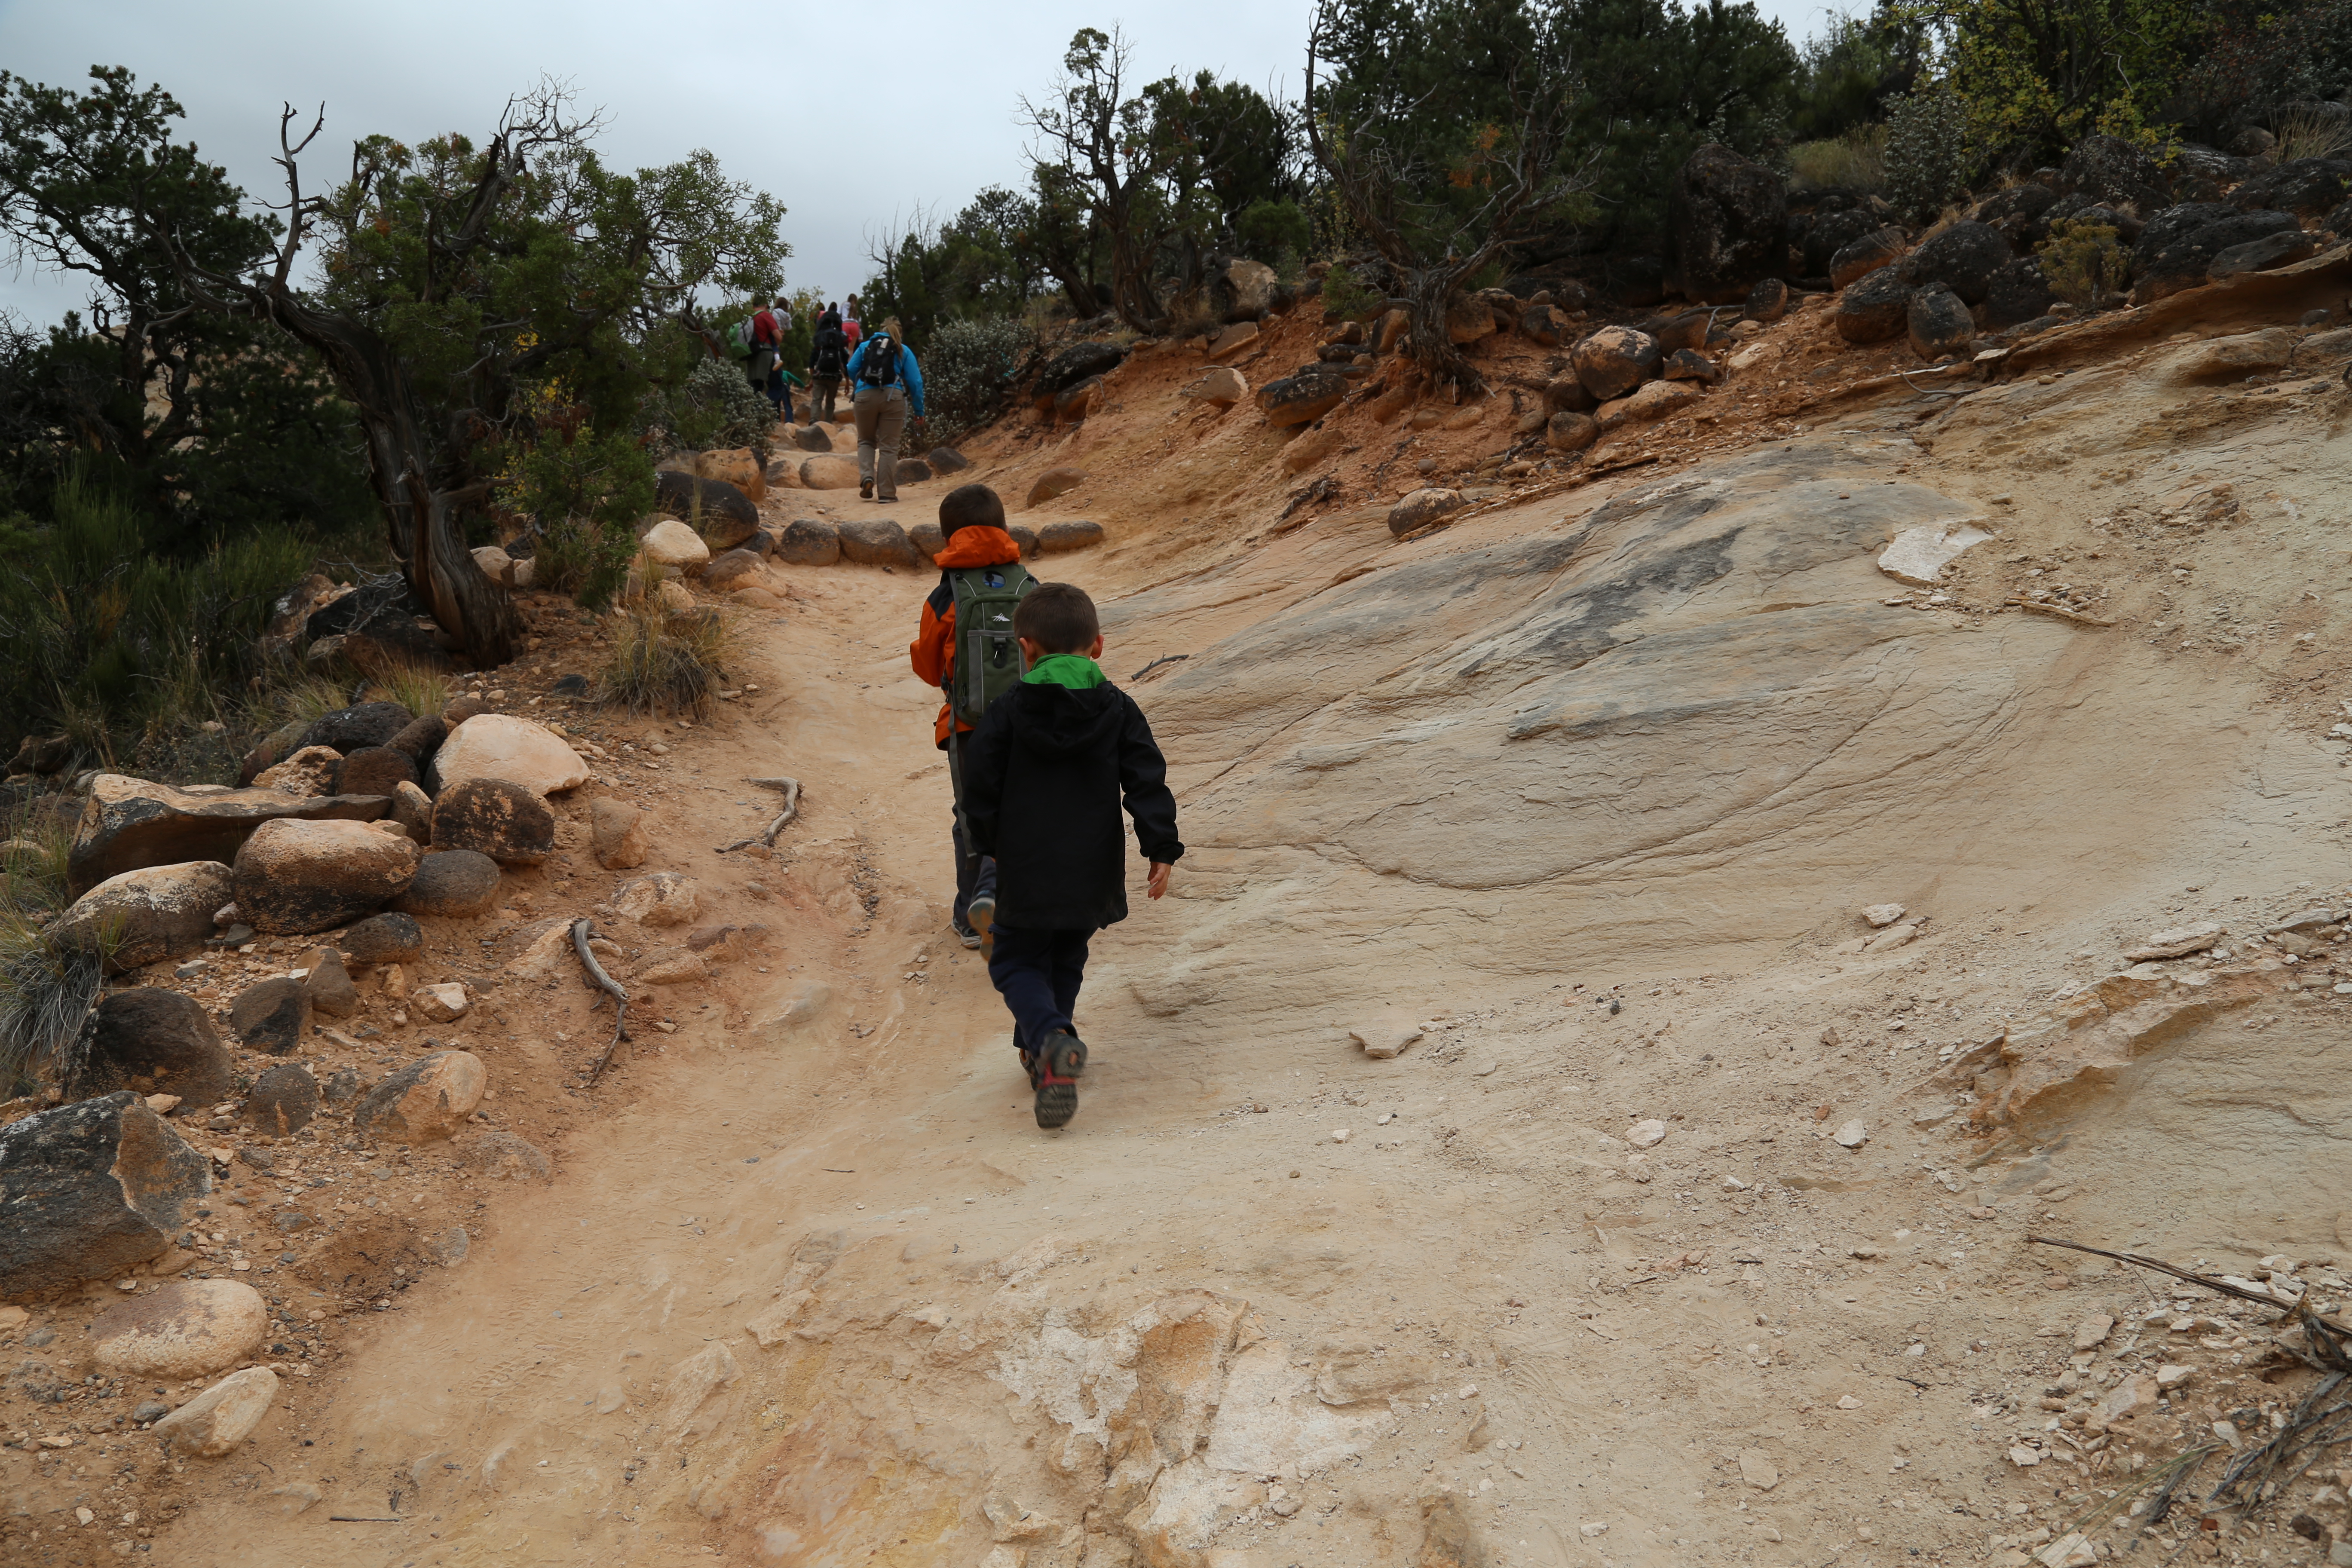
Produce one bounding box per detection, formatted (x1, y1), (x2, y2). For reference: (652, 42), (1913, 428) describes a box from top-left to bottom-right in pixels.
(1146, 861), (1173, 900)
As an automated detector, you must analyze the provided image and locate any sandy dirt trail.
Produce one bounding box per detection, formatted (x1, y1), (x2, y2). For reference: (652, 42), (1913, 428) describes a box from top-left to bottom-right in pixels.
(148, 327), (2352, 1568)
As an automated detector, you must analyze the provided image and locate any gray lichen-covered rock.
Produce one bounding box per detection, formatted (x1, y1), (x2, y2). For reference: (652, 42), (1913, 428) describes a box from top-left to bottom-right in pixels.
(296, 702), (413, 755)
(83, 989), (233, 1105)
(1907, 284), (1975, 361)
(1899, 220), (2010, 305)
(1835, 266), (1915, 344)
(228, 977), (311, 1056)
(1255, 368), (1349, 429)
(334, 746), (417, 800)
(232, 817), (419, 934)
(1036, 520), (1106, 554)
(836, 518), (921, 569)
(772, 517), (841, 567)
(1571, 325), (1662, 401)
(53, 860), (234, 971)
(1828, 227), (1906, 291)
(429, 779), (554, 866)
(243, 1062), (319, 1136)
(342, 911), (423, 965)
(395, 849), (500, 919)
(0, 1092), (210, 1300)
(1668, 142), (1788, 303)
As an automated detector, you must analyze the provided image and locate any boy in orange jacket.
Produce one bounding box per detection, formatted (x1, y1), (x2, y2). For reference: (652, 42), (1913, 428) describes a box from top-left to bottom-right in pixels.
(908, 484), (1026, 948)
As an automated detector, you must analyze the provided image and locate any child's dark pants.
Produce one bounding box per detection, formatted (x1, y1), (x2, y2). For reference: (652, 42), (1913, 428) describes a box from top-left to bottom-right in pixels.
(986, 923), (1092, 1051)
(947, 742), (997, 930)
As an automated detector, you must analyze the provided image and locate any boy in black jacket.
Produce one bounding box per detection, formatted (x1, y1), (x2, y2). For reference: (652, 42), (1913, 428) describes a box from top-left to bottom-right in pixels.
(961, 582), (1182, 1128)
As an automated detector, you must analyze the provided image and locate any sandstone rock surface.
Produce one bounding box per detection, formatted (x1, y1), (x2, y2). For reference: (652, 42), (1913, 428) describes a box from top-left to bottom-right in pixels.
(92, 1279), (267, 1378)
(54, 861), (233, 971)
(434, 714), (589, 796)
(353, 1050), (487, 1141)
(232, 818), (419, 934)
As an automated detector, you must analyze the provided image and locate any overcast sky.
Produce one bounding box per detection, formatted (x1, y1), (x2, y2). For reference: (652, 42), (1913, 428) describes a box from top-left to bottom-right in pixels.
(0, 0), (1838, 326)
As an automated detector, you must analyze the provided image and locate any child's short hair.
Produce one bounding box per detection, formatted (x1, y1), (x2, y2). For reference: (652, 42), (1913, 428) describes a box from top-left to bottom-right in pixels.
(1014, 583), (1099, 654)
(939, 483), (1005, 537)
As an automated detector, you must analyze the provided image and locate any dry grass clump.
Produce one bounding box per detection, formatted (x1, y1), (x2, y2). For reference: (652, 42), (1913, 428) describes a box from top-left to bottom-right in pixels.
(2273, 107), (2352, 165)
(1789, 126), (1887, 191)
(368, 661), (453, 719)
(598, 603), (743, 717)
(0, 808), (107, 1093)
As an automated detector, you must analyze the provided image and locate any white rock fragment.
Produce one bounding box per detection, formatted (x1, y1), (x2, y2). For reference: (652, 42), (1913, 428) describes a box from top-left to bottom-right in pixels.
(2037, 1531), (2097, 1568)
(151, 1367), (279, 1458)
(1862, 903), (1906, 928)
(1877, 521), (1991, 587)
(2101, 1374), (2159, 1425)
(1331, 1128), (1351, 1144)
(1625, 1118), (1668, 1149)
(1350, 1023), (1423, 1060)
(2124, 921), (2223, 961)
(1578, 1522), (1609, 1538)
(1863, 921), (1920, 954)
(1833, 1119), (1869, 1148)
(1737, 1449), (1780, 1490)
(2155, 1363), (2194, 1388)
(409, 983), (469, 1023)
(1836, 1394), (1862, 1409)
(2073, 1313), (2114, 1350)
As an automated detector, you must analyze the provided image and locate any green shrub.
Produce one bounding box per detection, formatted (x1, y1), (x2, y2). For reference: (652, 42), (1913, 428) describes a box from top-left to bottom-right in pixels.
(1235, 199), (1314, 273)
(1883, 91), (1972, 222)
(0, 463), (322, 769)
(923, 316), (1040, 445)
(1318, 263), (1383, 321)
(2038, 217), (2132, 310)
(492, 387), (656, 611)
(637, 356), (775, 461)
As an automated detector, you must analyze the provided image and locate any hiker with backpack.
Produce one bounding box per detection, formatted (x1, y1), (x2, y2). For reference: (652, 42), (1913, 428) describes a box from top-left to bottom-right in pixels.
(743, 298), (786, 392)
(807, 309), (848, 423)
(959, 581), (1182, 1129)
(908, 483), (1029, 951)
(845, 318), (925, 504)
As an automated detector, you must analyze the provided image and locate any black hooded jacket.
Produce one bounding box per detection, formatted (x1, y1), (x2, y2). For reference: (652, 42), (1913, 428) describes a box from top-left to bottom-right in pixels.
(960, 679), (1183, 930)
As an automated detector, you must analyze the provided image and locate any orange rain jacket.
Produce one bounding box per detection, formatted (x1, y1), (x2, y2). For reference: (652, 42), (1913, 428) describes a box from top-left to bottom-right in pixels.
(908, 525), (1025, 747)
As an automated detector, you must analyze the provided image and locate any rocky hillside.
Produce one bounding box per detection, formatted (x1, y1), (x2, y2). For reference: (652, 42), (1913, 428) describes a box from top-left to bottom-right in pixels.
(5, 144), (2352, 1568)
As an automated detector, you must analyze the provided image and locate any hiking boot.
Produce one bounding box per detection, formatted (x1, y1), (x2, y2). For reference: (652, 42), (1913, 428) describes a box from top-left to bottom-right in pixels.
(1029, 1029), (1086, 1129)
(966, 894), (995, 960)
(952, 917), (981, 950)
(859, 478), (874, 499)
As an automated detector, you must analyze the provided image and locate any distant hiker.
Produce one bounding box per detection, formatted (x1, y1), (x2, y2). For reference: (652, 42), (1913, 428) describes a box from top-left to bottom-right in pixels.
(745, 298), (785, 392)
(846, 320), (924, 503)
(959, 581), (1182, 1129)
(842, 295), (864, 351)
(908, 483), (1030, 951)
(807, 312), (849, 423)
(771, 364), (804, 421)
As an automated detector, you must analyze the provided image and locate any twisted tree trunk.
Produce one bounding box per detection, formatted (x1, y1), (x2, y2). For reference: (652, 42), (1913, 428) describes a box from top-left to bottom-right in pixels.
(269, 303), (518, 667)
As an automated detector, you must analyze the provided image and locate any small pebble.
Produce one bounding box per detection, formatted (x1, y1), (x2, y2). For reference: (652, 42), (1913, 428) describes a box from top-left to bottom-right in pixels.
(1331, 1128), (1350, 1143)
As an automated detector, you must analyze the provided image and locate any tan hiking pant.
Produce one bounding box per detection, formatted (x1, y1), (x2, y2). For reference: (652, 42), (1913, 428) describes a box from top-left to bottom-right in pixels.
(853, 385), (908, 498)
